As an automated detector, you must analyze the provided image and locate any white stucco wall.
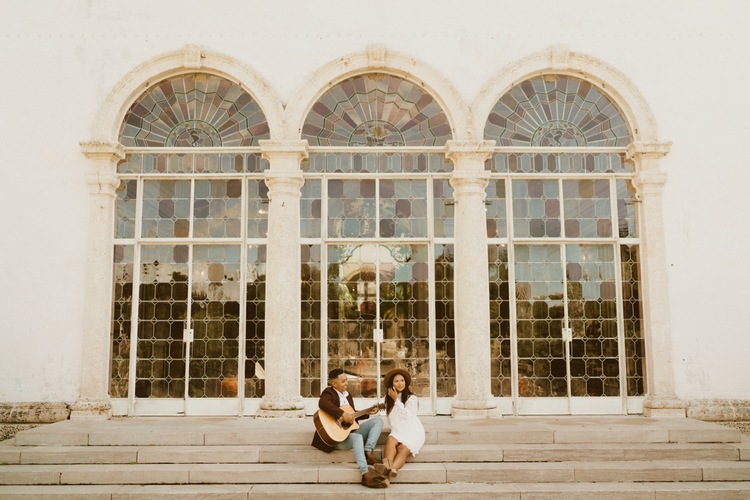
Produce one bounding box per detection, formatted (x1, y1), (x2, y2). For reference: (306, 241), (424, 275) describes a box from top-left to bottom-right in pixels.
(0, 0), (748, 404)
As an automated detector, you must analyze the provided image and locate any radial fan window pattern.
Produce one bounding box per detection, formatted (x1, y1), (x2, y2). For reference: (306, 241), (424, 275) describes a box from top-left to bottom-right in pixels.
(120, 74), (270, 147)
(484, 76), (630, 147)
(302, 73), (451, 146)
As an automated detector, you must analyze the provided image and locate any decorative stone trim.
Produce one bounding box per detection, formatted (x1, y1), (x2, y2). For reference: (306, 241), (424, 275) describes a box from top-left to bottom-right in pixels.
(687, 399), (750, 421)
(472, 47), (661, 144)
(285, 45), (468, 140)
(183, 44), (203, 69)
(0, 403), (69, 424)
(90, 46), (284, 143)
(445, 140), (495, 163)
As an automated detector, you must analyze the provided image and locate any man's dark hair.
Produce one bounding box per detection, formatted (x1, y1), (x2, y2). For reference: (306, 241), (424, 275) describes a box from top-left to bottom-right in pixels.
(328, 368), (344, 380)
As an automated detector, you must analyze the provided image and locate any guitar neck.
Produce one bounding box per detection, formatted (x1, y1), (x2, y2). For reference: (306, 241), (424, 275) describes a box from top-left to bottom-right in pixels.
(350, 403), (382, 419)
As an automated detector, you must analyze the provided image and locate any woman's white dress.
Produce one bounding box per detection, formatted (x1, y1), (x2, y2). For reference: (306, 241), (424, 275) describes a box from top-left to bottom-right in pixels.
(387, 394), (426, 455)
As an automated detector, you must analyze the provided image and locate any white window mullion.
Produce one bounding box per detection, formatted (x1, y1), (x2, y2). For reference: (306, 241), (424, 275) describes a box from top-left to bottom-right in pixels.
(127, 175), (145, 415)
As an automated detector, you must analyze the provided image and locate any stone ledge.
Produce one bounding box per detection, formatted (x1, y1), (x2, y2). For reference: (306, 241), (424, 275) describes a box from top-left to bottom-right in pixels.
(0, 403), (69, 424)
(687, 399), (750, 421)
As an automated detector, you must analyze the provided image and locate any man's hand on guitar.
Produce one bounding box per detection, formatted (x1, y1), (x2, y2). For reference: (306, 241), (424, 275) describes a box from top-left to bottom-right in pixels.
(340, 412), (355, 425)
(368, 405), (380, 415)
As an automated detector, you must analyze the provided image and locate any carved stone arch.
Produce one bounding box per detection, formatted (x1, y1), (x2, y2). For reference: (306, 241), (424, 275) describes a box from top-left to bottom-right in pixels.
(285, 44), (470, 141)
(472, 46), (659, 146)
(89, 45), (284, 143)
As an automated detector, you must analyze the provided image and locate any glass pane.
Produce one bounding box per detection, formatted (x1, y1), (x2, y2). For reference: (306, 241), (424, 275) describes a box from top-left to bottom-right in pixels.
(246, 179), (269, 239)
(301, 244), (322, 398)
(621, 244), (645, 396)
(484, 76), (630, 147)
(193, 180), (243, 238)
(118, 153), (268, 175)
(120, 74), (269, 147)
(380, 244), (431, 398)
(435, 244), (455, 397)
(616, 179), (639, 238)
(110, 245), (134, 398)
(327, 244), (379, 398)
(303, 152), (451, 174)
(379, 179), (427, 238)
(512, 180), (561, 238)
(135, 245), (189, 398)
(115, 179), (137, 239)
(562, 179), (612, 238)
(485, 178), (507, 238)
(515, 245), (566, 397)
(189, 245), (241, 398)
(327, 179), (376, 238)
(302, 73), (451, 147)
(489, 244), (511, 397)
(566, 244), (619, 397)
(489, 153), (629, 174)
(433, 179), (454, 238)
(245, 245), (266, 398)
(141, 180), (191, 238)
(300, 180), (321, 239)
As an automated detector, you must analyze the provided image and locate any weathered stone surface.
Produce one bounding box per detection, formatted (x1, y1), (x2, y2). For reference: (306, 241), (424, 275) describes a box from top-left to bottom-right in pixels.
(0, 404), (69, 424)
(688, 400), (750, 421)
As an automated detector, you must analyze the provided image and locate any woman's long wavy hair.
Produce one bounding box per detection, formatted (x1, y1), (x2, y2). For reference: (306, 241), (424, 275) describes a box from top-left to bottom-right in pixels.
(385, 374), (414, 415)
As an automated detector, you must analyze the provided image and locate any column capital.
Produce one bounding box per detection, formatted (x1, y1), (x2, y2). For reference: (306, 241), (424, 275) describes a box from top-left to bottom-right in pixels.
(80, 141), (124, 196)
(80, 141), (126, 161)
(632, 170), (668, 192)
(445, 140), (496, 163)
(626, 141), (672, 160)
(259, 140), (310, 160)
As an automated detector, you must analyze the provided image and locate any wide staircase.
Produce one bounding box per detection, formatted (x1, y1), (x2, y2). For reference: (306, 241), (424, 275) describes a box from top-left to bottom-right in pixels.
(1, 415), (749, 498)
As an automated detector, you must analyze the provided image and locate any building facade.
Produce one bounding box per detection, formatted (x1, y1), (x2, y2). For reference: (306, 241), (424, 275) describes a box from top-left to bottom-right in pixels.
(1, 1), (749, 424)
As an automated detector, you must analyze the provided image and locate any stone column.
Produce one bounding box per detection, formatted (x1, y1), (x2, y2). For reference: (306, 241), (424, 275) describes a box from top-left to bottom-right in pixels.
(256, 140), (308, 418)
(628, 141), (686, 417)
(446, 140), (499, 418)
(71, 142), (125, 419)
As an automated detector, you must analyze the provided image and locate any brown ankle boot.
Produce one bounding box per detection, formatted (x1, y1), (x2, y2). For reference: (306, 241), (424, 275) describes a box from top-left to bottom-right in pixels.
(361, 471), (388, 488)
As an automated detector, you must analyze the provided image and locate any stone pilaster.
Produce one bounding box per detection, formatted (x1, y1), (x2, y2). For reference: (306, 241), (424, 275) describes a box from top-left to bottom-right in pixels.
(255, 140), (308, 418)
(627, 141), (686, 417)
(446, 140), (500, 418)
(72, 142), (125, 419)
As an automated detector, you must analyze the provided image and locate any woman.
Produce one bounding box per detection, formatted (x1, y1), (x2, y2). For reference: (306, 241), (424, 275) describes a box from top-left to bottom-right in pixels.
(381, 368), (425, 478)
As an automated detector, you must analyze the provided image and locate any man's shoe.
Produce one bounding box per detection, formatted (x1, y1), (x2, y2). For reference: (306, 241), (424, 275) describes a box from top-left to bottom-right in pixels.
(365, 451), (377, 465)
(361, 472), (388, 488)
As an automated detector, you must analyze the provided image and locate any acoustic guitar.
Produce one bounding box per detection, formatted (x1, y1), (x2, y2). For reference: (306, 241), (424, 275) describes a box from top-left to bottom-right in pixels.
(313, 403), (385, 446)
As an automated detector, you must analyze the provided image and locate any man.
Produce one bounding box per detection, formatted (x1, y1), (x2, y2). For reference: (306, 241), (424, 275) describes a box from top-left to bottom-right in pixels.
(312, 368), (388, 488)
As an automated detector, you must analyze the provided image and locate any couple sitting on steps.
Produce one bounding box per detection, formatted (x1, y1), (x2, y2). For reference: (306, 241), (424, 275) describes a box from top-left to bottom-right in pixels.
(311, 367), (426, 488)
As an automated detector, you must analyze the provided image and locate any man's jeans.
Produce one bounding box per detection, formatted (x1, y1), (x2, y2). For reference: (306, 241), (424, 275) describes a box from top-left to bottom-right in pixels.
(335, 416), (383, 475)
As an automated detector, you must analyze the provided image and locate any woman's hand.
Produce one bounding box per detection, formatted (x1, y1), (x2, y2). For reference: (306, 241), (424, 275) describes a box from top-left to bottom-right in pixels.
(387, 387), (398, 401)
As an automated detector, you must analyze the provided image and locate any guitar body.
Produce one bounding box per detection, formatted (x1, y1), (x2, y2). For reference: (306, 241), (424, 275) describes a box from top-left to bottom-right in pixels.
(314, 404), (359, 446)
(313, 403), (384, 447)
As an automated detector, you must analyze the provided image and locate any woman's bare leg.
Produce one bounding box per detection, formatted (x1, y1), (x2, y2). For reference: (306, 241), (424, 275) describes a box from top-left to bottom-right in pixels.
(392, 443), (411, 470)
(383, 435), (398, 463)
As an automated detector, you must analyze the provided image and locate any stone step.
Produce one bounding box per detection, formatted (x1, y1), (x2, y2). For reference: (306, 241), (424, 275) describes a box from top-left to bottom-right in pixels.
(11, 416), (742, 447)
(1, 481), (750, 499)
(1, 460), (749, 486)
(0, 442), (745, 465)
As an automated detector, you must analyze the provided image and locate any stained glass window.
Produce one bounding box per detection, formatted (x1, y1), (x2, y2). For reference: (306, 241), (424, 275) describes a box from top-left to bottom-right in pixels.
(119, 74), (270, 147)
(484, 76), (630, 147)
(302, 73), (452, 146)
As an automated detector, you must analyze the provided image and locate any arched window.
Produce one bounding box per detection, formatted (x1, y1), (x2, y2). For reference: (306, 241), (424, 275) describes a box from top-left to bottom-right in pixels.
(300, 73), (455, 412)
(302, 73), (451, 147)
(484, 75), (643, 415)
(111, 73), (270, 415)
(120, 74), (269, 147)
